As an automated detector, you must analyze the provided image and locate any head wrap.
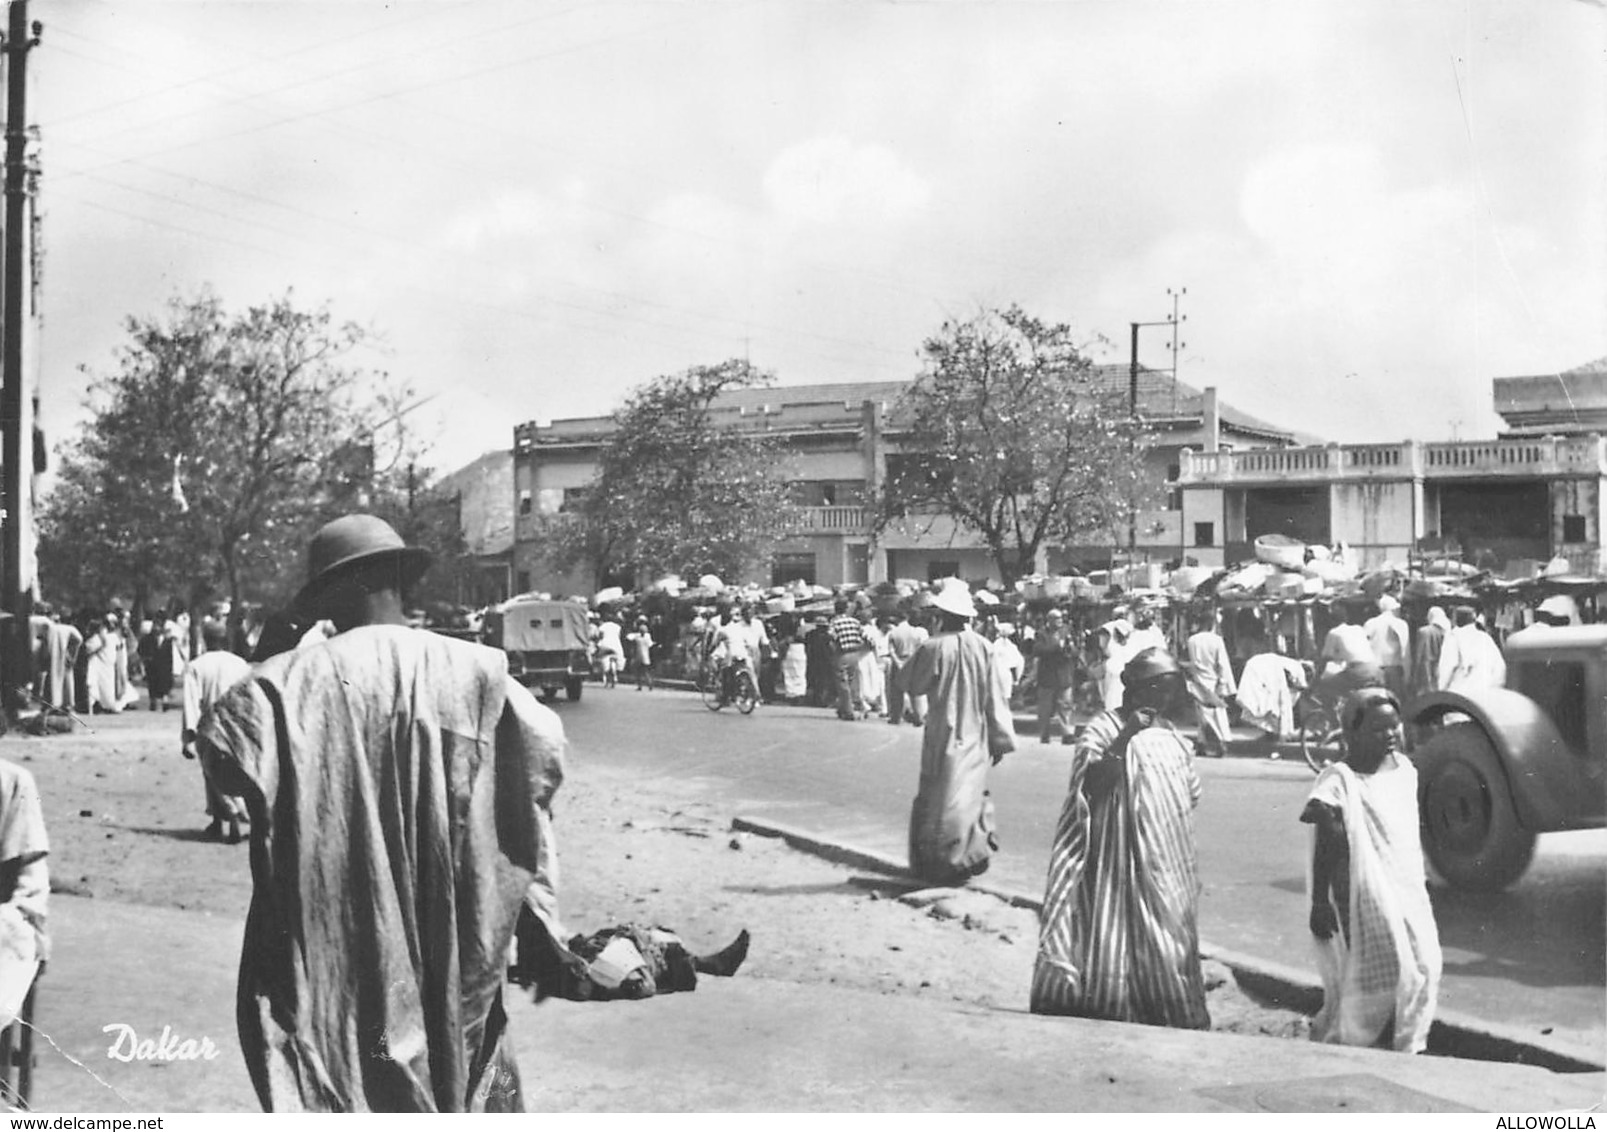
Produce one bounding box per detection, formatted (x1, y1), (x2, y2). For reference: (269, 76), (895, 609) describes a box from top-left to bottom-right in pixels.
(1341, 686), (1403, 745)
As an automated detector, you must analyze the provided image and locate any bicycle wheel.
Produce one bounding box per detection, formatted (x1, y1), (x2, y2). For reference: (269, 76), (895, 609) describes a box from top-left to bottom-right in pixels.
(734, 669), (759, 715)
(1300, 716), (1346, 773)
(700, 667), (725, 712)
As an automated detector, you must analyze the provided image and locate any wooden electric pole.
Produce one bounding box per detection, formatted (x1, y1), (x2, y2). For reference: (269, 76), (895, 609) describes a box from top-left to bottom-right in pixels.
(0, 0), (39, 715)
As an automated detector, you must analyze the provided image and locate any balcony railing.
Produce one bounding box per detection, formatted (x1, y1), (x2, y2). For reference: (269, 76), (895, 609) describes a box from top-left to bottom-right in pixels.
(784, 505), (870, 534)
(1421, 436), (1607, 479)
(1178, 436), (1607, 485)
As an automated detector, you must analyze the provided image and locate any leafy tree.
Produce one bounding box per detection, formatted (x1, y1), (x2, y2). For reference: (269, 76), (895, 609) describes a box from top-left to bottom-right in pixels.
(877, 305), (1155, 584)
(37, 289), (440, 633)
(545, 359), (801, 588)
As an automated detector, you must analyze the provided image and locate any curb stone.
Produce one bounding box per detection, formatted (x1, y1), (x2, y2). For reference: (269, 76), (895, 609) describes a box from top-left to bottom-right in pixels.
(730, 814), (1606, 1075)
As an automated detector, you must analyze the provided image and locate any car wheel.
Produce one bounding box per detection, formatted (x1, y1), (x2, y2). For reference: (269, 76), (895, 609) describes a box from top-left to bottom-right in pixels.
(1415, 721), (1537, 892)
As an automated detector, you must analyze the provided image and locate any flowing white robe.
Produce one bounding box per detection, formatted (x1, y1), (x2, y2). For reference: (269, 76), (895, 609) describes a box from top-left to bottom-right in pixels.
(904, 629), (1016, 884)
(84, 630), (136, 712)
(198, 625), (565, 1112)
(1438, 624), (1506, 693)
(0, 760), (47, 1026)
(1306, 754), (1442, 1053)
(1236, 653), (1307, 738)
(1183, 631), (1236, 748)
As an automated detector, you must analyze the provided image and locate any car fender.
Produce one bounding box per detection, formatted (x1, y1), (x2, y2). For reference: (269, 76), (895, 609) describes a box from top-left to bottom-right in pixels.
(1407, 688), (1579, 830)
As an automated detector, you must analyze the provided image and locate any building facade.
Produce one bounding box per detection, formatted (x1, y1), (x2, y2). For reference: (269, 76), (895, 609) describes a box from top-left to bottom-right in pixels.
(1173, 358), (1607, 576)
(436, 449), (516, 605)
(509, 368), (1301, 596)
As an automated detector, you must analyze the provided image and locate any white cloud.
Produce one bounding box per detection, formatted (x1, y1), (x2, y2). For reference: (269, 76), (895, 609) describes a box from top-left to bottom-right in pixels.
(763, 136), (930, 228)
(438, 193), (555, 252)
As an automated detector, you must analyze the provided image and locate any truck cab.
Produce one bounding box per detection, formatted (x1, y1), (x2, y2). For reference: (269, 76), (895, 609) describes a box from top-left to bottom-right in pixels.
(1408, 624), (1607, 890)
(483, 597), (592, 702)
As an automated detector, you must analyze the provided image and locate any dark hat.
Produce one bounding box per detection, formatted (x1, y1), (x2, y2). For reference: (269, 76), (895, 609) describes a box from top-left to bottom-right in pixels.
(294, 514), (431, 617)
(1121, 647), (1181, 688)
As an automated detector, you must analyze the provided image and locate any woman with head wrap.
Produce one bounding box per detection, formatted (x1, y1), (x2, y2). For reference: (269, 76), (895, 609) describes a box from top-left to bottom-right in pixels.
(1030, 647), (1210, 1029)
(1303, 687), (1441, 1052)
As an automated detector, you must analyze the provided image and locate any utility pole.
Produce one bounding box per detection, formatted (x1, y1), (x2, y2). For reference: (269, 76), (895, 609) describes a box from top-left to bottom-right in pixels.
(1, 0), (39, 717)
(1128, 314), (1172, 559)
(1165, 286), (1187, 414)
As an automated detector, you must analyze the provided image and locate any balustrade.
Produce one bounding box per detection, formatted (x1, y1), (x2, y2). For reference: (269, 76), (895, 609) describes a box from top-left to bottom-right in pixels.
(1178, 436), (1607, 484)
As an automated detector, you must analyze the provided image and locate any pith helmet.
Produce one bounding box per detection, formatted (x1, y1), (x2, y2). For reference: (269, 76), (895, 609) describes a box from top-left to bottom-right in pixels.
(294, 514), (431, 617)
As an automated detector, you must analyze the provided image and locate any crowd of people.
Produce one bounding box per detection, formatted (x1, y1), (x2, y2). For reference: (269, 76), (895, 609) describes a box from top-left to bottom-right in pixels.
(853, 581), (1445, 1053)
(7, 521), (1540, 1110)
(23, 603), (227, 719)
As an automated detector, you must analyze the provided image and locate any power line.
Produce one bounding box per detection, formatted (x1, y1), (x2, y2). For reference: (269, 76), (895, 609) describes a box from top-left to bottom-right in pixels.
(45, 2), (587, 134)
(49, 5), (706, 177)
(60, 157), (915, 365)
(43, 8), (992, 317)
(47, 187), (912, 384)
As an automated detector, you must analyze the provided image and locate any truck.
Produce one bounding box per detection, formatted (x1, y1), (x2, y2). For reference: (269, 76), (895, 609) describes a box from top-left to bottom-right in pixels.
(1408, 624), (1607, 891)
(482, 597), (592, 702)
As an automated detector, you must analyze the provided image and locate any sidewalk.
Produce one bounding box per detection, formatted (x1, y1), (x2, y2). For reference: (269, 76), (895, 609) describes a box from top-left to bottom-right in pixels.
(23, 860), (1606, 1112)
(25, 887), (1607, 1113)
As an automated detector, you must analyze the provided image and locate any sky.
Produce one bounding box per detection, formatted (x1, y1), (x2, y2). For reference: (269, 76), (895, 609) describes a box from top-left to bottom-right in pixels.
(26, 0), (1607, 477)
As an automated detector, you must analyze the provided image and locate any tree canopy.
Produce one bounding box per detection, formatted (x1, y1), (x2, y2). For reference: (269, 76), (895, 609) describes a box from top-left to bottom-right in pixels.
(38, 289), (463, 624)
(877, 305), (1154, 583)
(545, 359), (800, 588)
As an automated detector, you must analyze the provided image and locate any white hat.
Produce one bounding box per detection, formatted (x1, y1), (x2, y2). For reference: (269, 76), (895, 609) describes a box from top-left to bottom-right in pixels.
(930, 579), (977, 619)
(1377, 595), (1399, 612)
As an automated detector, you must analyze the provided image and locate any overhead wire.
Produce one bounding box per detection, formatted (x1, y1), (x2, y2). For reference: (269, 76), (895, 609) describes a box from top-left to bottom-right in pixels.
(38, 3), (948, 383)
(45, 2), (957, 315)
(60, 151), (915, 366)
(47, 184), (911, 384)
(43, 0), (453, 128)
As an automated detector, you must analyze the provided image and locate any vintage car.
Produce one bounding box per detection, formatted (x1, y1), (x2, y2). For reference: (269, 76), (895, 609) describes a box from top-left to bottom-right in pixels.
(1408, 624), (1607, 891)
(482, 597), (591, 702)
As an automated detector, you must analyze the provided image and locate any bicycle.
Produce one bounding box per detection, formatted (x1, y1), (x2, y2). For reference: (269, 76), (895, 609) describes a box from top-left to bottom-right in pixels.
(1294, 688), (1346, 773)
(699, 661), (759, 715)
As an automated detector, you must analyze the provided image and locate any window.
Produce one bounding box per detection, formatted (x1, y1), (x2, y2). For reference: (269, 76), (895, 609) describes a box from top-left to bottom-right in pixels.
(772, 553), (816, 586)
(884, 454), (953, 496)
(1512, 660), (1587, 753)
(1194, 522), (1216, 547)
(927, 560), (959, 582)
(560, 487), (590, 513)
(788, 480), (865, 506)
(518, 491), (532, 516)
(1562, 514), (1587, 543)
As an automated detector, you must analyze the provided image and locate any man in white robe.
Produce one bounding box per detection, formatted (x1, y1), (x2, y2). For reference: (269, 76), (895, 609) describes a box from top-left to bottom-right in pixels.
(199, 515), (565, 1112)
(1438, 606), (1506, 693)
(1363, 596), (1411, 701)
(904, 581), (1015, 885)
(1183, 613), (1236, 759)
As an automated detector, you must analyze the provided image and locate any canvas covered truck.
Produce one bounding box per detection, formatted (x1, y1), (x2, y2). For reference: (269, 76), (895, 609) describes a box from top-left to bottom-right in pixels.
(483, 597), (591, 702)
(1408, 624), (1607, 891)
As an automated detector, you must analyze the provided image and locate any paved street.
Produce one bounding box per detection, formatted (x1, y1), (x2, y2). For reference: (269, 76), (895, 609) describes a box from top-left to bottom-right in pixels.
(555, 685), (1607, 1059)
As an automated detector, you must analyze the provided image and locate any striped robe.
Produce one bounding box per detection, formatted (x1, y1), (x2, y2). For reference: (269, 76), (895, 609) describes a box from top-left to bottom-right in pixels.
(1030, 710), (1209, 1028)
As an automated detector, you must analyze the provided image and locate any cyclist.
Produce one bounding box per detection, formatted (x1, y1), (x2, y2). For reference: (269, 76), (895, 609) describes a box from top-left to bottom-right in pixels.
(1312, 604), (1386, 707)
(595, 610), (625, 688)
(710, 608), (757, 707)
